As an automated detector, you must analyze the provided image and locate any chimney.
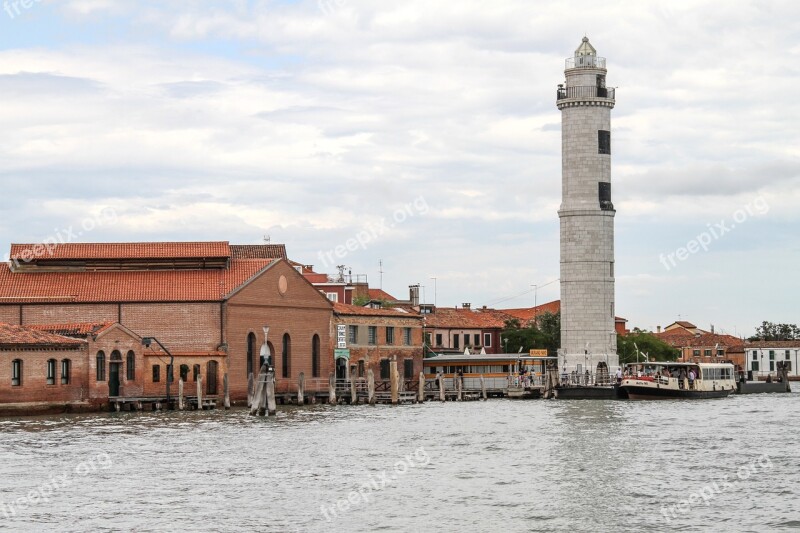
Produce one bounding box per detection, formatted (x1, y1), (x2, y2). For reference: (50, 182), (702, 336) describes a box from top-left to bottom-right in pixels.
(409, 285), (420, 306)
(711, 324), (715, 334)
(657, 325), (661, 333)
(462, 303), (471, 310)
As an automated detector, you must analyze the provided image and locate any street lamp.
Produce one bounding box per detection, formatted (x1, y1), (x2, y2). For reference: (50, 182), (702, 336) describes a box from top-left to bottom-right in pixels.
(142, 337), (174, 406)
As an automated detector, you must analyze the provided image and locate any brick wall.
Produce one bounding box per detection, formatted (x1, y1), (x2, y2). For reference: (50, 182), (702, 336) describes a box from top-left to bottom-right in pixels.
(0, 347), (89, 404)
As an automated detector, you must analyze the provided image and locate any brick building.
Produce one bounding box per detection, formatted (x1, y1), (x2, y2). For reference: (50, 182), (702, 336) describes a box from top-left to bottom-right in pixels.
(332, 303), (423, 383)
(653, 322), (744, 367)
(501, 300), (629, 335)
(0, 242), (333, 409)
(423, 304), (512, 354)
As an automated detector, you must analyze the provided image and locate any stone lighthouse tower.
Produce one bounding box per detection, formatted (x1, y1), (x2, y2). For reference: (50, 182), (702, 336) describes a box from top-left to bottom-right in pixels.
(556, 37), (619, 375)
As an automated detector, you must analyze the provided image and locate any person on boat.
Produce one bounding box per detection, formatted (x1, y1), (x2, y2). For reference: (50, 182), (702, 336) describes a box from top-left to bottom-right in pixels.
(679, 368), (686, 389)
(688, 369), (696, 390)
(615, 367), (623, 384)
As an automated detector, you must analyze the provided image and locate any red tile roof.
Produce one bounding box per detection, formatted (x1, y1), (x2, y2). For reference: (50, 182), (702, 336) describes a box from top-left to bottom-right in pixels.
(304, 273), (330, 284)
(333, 302), (420, 318)
(10, 242), (230, 261)
(743, 340), (800, 349)
(655, 329), (743, 348)
(0, 259), (274, 303)
(27, 322), (114, 338)
(230, 244), (287, 260)
(501, 300), (561, 322)
(0, 323), (87, 348)
(368, 288), (398, 302)
(425, 307), (512, 329)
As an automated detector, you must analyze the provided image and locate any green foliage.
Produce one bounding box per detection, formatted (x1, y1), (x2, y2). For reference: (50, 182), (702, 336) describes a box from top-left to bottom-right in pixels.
(501, 312), (560, 356)
(352, 294), (371, 306)
(748, 321), (800, 341)
(617, 332), (680, 364)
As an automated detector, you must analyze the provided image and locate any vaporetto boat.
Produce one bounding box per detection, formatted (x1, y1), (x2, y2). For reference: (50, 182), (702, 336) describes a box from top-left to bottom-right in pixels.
(618, 362), (736, 400)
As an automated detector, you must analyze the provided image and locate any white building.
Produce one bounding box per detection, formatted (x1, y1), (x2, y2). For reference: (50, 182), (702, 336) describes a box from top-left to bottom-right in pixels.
(557, 37), (619, 374)
(745, 342), (799, 378)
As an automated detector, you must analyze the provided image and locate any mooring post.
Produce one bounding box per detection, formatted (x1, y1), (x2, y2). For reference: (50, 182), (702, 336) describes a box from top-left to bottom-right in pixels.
(266, 370), (277, 416)
(298, 372), (305, 405)
(418, 372), (425, 403)
(247, 372), (254, 407)
(223, 373), (231, 410)
(367, 368), (376, 405)
(439, 373), (446, 402)
(480, 374), (487, 400)
(178, 378), (185, 410)
(457, 374), (463, 401)
(196, 375), (203, 410)
(329, 372), (337, 405)
(350, 375), (358, 405)
(390, 360), (399, 405)
(250, 364), (267, 416)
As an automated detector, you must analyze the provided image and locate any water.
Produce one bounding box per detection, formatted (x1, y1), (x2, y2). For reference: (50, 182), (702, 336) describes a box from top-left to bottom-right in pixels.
(1, 394), (799, 532)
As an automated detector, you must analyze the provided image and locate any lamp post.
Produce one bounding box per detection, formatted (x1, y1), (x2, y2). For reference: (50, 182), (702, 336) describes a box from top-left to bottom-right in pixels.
(142, 337), (174, 406)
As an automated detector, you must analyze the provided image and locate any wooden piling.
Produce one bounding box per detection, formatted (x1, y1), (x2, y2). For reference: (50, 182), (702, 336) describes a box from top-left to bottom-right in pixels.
(390, 360), (399, 405)
(418, 372), (425, 403)
(196, 375), (203, 410)
(297, 372), (305, 406)
(456, 374), (463, 401)
(250, 364), (267, 416)
(328, 372), (337, 405)
(438, 373), (446, 402)
(480, 374), (487, 400)
(223, 373), (231, 410)
(266, 370), (277, 416)
(247, 372), (254, 407)
(178, 379), (185, 410)
(350, 375), (358, 405)
(367, 368), (376, 405)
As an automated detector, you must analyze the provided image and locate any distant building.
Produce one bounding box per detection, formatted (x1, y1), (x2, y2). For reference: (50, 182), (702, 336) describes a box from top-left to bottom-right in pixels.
(501, 300), (628, 335)
(654, 324), (744, 367)
(423, 304), (512, 354)
(736, 341), (799, 379)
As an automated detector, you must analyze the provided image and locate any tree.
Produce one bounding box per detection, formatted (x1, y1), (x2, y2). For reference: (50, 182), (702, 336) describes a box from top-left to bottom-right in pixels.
(748, 321), (800, 341)
(501, 312), (560, 356)
(617, 332), (680, 365)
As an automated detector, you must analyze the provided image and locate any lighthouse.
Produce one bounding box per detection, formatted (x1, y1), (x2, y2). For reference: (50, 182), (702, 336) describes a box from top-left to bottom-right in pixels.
(556, 37), (619, 375)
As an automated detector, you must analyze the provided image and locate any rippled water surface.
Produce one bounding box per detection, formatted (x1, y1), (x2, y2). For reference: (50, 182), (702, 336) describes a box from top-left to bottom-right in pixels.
(1, 393), (799, 532)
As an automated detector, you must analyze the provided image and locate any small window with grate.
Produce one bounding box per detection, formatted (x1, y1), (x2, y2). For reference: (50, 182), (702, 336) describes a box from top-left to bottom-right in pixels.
(599, 182), (613, 210)
(598, 130), (610, 154)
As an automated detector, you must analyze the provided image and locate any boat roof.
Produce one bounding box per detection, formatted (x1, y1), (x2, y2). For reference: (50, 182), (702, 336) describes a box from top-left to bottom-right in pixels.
(624, 361), (733, 368)
(424, 354), (557, 363)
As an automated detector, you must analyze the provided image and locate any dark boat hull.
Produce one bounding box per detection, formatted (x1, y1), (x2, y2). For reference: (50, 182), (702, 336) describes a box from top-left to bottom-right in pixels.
(736, 381), (791, 394)
(555, 386), (618, 400)
(622, 385), (733, 400)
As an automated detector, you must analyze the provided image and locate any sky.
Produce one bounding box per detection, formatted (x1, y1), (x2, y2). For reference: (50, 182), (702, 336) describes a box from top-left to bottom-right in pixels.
(0, 0), (798, 338)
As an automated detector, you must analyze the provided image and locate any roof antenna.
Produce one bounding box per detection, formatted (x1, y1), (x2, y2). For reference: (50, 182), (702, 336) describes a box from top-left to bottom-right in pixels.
(379, 259), (384, 289)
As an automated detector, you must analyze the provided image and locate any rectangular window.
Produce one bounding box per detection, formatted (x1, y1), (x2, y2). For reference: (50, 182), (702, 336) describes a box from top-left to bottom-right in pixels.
(326, 292), (338, 302)
(598, 130), (611, 154)
(61, 360), (71, 385)
(453, 335), (460, 350)
(348, 325), (358, 345)
(368, 326), (377, 345)
(752, 351), (758, 361)
(12, 360), (22, 387)
(752, 361), (759, 371)
(770, 361), (775, 372)
(484, 333), (492, 347)
(769, 351), (775, 360)
(435, 333), (443, 346)
(386, 327), (395, 345)
(358, 360), (365, 378)
(599, 182), (612, 210)
(380, 359), (390, 380)
(717, 349), (724, 356)
(704, 349), (711, 357)
(152, 365), (161, 383)
(46, 360), (56, 385)
(404, 359), (414, 379)
(693, 350), (700, 357)
(474, 334), (480, 346)
(786, 350), (791, 360)
(404, 328), (412, 346)
(464, 334), (470, 347)
(425, 332), (432, 345)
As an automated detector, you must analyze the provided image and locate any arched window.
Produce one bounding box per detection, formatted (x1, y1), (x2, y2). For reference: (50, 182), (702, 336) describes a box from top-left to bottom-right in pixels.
(282, 333), (291, 378)
(126, 351), (136, 381)
(312, 334), (321, 378)
(11, 359), (22, 387)
(61, 359), (71, 385)
(193, 364), (201, 382)
(111, 350), (122, 361)
(247, 332), (256, 377)
(46, 359), (56, 385)
(96, 351), (106, 381)
(180, 364), (189, 382)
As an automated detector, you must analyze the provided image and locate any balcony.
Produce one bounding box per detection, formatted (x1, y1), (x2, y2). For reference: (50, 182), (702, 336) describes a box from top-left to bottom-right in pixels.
(557, 85), (615, 101)
(566, 56), (606, 69)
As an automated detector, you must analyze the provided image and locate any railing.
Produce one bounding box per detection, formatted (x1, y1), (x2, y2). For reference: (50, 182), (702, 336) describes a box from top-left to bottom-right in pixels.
(558, 371), (614, 386)
(557, 86), (615, 101)
(565, 56), (606, 69)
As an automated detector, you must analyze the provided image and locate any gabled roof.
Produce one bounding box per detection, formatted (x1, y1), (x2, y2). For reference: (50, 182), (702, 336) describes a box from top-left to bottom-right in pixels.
(231, 244), (287, 260)
(501, 300), (561, 322)
(368, 288), (398, 302)
(333, 302), (420, 319)
(0, 259), (274, 303)
(425, 307), (512, 329)
(655, 329), (743, 348)
(10, 242), (230, 261)
(0, 323), (87, 349)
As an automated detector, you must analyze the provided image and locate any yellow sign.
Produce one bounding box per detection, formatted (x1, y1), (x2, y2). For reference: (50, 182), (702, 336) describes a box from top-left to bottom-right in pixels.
(529, 349), (548, 357)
